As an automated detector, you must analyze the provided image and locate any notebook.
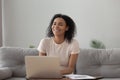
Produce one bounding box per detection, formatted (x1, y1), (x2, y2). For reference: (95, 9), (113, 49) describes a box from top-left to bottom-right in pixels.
(25, 56), (62, 79)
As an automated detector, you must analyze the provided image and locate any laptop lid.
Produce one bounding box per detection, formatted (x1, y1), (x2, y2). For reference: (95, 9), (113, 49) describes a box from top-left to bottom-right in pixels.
(25, 56), (62, 79)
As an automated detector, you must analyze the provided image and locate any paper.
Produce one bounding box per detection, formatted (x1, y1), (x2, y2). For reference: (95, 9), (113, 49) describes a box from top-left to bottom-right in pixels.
(64, 74), (96, 79)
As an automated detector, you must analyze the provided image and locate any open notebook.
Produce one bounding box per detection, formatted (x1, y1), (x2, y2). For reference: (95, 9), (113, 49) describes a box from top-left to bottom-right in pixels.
(64, 74), (103, 80)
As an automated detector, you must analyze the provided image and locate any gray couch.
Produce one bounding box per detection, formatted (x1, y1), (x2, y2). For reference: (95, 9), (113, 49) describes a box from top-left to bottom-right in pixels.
(0, 47), (38, 80)
(0, 47), (120, 80)
(75, 48), (120, 80)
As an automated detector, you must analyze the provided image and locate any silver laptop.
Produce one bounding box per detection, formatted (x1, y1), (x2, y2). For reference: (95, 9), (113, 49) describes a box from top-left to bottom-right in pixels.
(25, 56), (62, 79)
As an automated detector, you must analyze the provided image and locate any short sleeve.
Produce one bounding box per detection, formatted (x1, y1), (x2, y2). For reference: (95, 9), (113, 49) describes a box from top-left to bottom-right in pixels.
(70, 39), (80, 54)
(37, 39), (46, 53)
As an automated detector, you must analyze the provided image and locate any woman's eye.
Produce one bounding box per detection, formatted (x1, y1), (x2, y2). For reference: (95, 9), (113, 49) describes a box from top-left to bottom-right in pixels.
(53, 23), (56, 25)
(52, 22), (65, 26)
(59, 23), (64, 26)
(59, 24), (62, 26)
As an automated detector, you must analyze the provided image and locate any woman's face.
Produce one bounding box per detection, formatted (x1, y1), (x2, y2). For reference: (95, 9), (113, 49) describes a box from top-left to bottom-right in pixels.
(52, 17), (68, 37)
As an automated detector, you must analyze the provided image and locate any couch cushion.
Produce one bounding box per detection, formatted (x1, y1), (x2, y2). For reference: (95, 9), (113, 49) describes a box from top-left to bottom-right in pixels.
(0, 47), (39, 77)
(76, 48), (120, 78)
(11, 65), (26, 77)
(0, 67), (12, 80)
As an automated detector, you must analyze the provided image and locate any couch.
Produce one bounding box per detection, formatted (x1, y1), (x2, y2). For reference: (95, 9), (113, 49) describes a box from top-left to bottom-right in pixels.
(0, 47), (120, 80)
(0, 47), (38, 80)
(75, 48), (120, 80)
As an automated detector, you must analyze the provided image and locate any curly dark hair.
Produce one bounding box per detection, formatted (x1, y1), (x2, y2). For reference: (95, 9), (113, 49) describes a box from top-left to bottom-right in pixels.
(47, 14), (76, 43)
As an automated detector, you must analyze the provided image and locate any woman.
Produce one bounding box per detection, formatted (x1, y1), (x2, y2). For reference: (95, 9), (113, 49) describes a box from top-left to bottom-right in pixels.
(37, 14), (80, 75)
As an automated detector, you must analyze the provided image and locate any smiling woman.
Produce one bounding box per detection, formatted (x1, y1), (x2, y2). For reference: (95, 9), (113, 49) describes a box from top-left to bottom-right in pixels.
(52, 18), (68, 40)
(47, 14), (76, 43)
(37, 14), (80, 75)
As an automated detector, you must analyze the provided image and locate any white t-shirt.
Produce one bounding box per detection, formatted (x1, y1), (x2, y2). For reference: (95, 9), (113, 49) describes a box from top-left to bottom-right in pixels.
(37, 38), (80, 68)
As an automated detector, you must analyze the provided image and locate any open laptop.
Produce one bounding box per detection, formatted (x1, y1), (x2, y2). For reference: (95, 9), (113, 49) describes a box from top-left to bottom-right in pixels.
(25, 56), (62, 79)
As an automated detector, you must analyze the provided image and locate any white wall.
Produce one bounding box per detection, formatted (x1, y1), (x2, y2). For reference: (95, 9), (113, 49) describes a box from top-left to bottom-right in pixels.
(2, 0), (120, 48)
(0, 0), (2, 47)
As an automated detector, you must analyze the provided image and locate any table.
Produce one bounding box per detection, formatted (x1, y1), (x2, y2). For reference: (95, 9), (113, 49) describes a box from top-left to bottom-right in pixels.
(27, 77), (101, 80)
(27, 76), (103, 80)
(27, 78), (69, 80)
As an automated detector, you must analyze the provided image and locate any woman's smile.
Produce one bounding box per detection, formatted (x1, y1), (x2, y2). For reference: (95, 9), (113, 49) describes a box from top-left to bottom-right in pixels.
(52, 18), (68, 36)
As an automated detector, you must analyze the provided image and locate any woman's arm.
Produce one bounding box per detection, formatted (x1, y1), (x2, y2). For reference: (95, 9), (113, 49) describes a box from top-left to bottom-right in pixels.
(60, 53), (78, 75)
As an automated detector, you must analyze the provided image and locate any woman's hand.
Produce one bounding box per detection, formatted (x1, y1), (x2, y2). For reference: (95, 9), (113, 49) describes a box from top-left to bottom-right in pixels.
(60, 54), (78, 75)
(60, 67), (73, 75)
(39, 52), (46, 56)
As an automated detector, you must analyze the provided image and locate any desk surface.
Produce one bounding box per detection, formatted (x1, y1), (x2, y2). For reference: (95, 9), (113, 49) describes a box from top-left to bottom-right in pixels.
(28, 78), (100, 80)
(27, 76), (103, 80)
(28, 78), (69, 80)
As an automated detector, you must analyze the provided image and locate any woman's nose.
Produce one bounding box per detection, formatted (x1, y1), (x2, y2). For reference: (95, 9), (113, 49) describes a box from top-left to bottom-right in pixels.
(54, 25), (59, 28)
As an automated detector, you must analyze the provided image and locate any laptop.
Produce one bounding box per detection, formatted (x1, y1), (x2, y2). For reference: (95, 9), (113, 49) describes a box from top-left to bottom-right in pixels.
(25, 56), (62, 79)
